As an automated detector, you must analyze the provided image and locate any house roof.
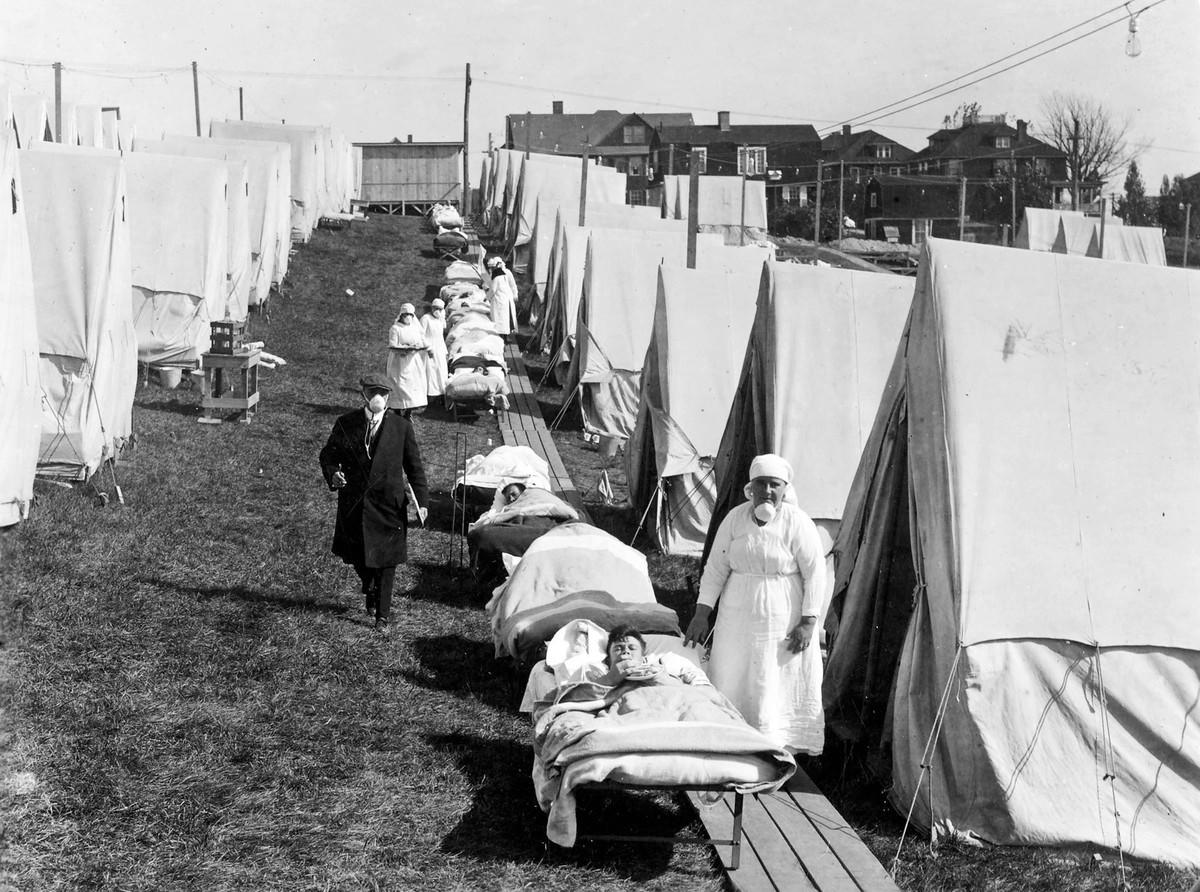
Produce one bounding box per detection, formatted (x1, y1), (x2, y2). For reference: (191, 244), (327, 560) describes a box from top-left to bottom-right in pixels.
(508, 110), (627, 155)
(911, 121), (1067, 162)
(659, 122), (821, 149)
(821, 129), (915, 161)
(640, 113), (695, 130)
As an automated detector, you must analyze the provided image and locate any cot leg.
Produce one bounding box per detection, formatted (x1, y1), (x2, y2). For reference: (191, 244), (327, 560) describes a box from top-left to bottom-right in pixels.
(730, 793), (744, 870)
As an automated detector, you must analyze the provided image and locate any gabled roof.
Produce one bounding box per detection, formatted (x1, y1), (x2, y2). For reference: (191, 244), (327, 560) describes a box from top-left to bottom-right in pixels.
(659, 122), (821, 148)
(821, 129), (915, 161)
(508, 110), (626, 155)
(640, 113), (695, 130)
(911, 121), (1067, 162)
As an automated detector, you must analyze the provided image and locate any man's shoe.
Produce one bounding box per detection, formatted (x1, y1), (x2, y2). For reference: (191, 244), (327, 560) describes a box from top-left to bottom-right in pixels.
(374, 619), (391, 635)
(365, 596), (378, 615)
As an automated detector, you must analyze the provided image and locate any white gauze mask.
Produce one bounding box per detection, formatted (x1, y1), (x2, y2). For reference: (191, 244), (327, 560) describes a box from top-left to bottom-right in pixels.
(367, 393), (388, 414)
(753, 501), (777, 523)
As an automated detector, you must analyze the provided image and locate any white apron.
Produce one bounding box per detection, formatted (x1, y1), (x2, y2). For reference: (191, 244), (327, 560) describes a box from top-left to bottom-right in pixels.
(422, 313), (448, 396)
(386, 319), (428, 411)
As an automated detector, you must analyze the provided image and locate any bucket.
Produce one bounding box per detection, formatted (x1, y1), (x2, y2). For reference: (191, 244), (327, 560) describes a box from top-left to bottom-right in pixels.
(157, 367), (182, 389)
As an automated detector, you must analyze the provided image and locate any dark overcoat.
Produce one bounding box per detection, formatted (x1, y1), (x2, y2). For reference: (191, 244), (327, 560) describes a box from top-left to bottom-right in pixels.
(318, 408), (429, 568)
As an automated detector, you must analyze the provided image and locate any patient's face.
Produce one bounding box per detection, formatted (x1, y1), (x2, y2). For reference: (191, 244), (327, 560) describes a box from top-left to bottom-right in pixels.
(608, 636), (645, 665)
(501, 484), (525, 504)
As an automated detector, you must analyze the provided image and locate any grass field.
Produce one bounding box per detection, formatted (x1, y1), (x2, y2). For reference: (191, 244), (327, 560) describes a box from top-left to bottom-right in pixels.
(1, 215), (1194, 891)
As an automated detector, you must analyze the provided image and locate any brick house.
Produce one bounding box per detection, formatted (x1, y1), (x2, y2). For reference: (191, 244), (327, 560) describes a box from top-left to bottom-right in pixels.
(504, 103), (694, 203)
(656, 111), (822, 214)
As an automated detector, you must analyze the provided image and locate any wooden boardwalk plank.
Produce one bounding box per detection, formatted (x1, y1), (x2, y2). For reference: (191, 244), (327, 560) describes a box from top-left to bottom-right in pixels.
(756, 792), (859, 892)
(783, 773), (899, 891)
(686, 793), (778, 892)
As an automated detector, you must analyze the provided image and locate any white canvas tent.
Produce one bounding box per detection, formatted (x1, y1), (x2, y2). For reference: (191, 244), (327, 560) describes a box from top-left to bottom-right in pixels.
(75, 105), (104, 148)
(626, 257), (768, 554)
(1014, 207), (1081, 251)
(11, 95), (51, 147)
(0, 125), (41, 524)
(137, 135), (281, 306)
(703, 262), (914, 606)
(823, 237), (1200, 867)
(211, 119), (320, 243)
(1053, 216), (1165, 265)
(662, 174), (769, 244)
(124, 152), (230, 365)
(565, 228), (729, 441)
(20, 144), (137, 480)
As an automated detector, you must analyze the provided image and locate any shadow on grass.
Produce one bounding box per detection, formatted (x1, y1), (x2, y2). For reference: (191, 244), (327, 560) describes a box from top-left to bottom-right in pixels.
(136, 397), (202, 417)
(428, 731), (688, 881)
(405, 634), (511, 709)
(139, 577), (350, 616)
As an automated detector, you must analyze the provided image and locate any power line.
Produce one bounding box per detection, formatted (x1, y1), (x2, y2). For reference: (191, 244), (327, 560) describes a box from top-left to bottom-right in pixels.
(822, 1), (1137, 135)
(836, 0), (1170, 133)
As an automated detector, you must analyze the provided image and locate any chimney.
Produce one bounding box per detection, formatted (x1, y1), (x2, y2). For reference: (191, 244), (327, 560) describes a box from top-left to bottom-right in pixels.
(406, 134), (412, 143)
(842, 124), (851, 138)
(552, 100), (564, 115)
(1016, 119), (1027, 142)
(717, 110), (731, 132)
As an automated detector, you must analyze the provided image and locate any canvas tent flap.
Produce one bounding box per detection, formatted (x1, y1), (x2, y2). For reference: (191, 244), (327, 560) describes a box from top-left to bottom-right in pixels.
(1100, 223), (1166, 265)
(11, 95), (50, 147)
(697, 176), (768, 228)
(918, 238), (1200, 650)
(211, 120), (320, 241)
(124, 152), (229, 309)
(0, 126), (41, 525)
(767, 264), (913, 520)
(1015, 208), (1080, 251)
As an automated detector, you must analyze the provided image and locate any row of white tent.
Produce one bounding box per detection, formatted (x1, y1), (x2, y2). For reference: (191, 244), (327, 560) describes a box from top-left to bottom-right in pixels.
(478, 148), (1198, 865)
(1015, 206), (1167, 264)
(0, 90), (357, 526)
(610, 238), (1196, 867)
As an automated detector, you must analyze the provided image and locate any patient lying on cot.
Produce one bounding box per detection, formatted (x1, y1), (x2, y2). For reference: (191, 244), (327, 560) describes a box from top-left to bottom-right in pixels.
(536, 624), (712, 729)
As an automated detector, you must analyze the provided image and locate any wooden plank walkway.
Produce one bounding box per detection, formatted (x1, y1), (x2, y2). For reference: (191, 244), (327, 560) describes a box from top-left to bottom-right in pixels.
(496, 343), (589, 521)
(687, 767), (899, 892)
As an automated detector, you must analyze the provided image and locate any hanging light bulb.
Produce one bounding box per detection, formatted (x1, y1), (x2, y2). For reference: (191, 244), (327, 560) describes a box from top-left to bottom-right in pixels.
(1125, 6), (1142, 57)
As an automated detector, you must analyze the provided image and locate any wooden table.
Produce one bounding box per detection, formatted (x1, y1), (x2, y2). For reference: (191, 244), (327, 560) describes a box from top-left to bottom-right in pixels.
(198, 349), (260, 424)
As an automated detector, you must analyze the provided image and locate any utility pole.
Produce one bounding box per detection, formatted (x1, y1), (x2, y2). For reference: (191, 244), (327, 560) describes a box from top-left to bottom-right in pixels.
(238, 86), (244, 121)
(579, 146), (590, 226)
(1184, 203), (1193, 268)
(667, 143), (675, 176)
(53, 62), (62, 143)
(1070, 118), (1081, 211)
(462, 63), (471, 216)
(814, 160), (823, 261)
(1010, 150), (1017, 246)
(958, 176), (967, 241)
(687, 150), (701, 269)
(739, 172), (747, 246)
(192, 61), (201, 137)
(1099, 197), (1108, 257)
(524, 111), (531, 159)
(838, 160), (845, 242)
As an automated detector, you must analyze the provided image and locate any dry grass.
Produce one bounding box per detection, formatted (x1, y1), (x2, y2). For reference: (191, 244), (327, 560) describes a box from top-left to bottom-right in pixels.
(0, 217), (723, 892)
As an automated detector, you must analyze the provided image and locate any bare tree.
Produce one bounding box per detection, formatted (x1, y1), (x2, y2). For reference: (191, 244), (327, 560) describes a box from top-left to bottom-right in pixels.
(1037, 92), (1138, 188)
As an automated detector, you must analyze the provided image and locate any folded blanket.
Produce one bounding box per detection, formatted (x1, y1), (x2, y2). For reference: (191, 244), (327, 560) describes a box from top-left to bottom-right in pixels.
(533, 682), (796, 845)
(446, 366), (508, 403)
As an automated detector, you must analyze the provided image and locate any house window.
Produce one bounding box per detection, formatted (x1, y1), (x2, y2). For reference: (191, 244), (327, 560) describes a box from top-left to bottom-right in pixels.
(629, 157), (644, 176)
(995, 135), (1011, 149)
(874, 144), (893, 159)
(992, 159), (1011, 176)
(947, 159), (963, 176)
(623, 124), (646, 144)
(869, 193), (879, 209)
(737, 146), (768, 176)
(890, 166), (901, 175)
(781, 185), (806, 206)
(627, 189), (646, 206)
(850, 166), (861, 182)
(693, 147), (707, 174)
(615, 159), (629, 174)
(873, 166), (882, 176)
(917, 161), (928, 173)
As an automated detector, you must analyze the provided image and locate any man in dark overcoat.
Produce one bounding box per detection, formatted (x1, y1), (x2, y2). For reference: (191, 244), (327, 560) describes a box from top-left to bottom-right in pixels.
(319, 373), (429, 634)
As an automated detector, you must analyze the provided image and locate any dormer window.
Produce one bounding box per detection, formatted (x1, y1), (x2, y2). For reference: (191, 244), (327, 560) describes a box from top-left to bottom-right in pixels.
(873, 144), (893, 159)
(995, 136), (1011, 149)
(623, 124), (646, 144)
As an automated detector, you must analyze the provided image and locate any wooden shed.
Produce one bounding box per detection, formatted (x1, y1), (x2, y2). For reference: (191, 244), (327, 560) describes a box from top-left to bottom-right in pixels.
(353, 138), (463, 214)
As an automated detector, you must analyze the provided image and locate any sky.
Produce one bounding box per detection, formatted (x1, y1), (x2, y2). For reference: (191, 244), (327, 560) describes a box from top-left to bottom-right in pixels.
(3, 0), (1197, 191)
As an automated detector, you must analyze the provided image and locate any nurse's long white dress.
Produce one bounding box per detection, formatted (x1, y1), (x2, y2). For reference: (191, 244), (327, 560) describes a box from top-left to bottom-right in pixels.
(421, 312), (448, 397)
(697, 501), (827, 753)
(385, 318), (428, 411)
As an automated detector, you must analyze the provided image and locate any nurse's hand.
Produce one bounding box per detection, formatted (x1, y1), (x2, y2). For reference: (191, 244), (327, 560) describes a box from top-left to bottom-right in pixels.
(684, 604), (713, 648)
(787, 616), (818, 653)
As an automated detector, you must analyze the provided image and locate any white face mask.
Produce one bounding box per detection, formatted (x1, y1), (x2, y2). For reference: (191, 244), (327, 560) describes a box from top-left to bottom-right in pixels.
(753, 501), (777, 523)
(366, 393), (388, 414)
